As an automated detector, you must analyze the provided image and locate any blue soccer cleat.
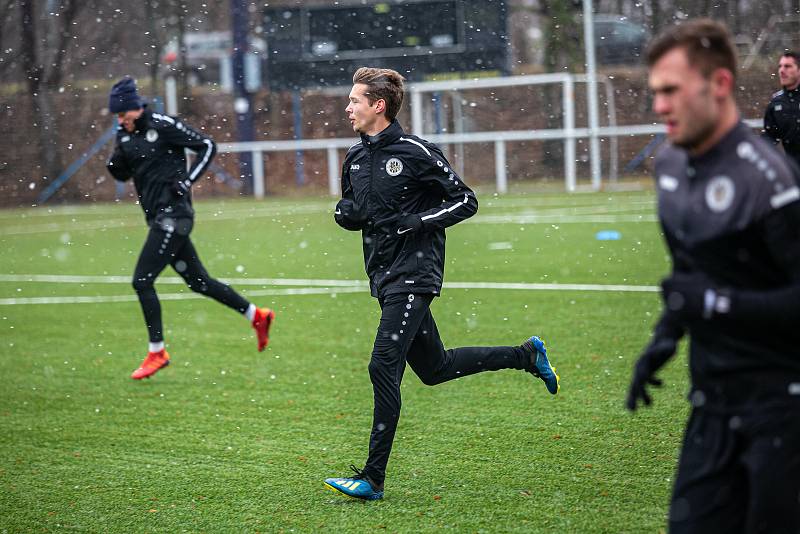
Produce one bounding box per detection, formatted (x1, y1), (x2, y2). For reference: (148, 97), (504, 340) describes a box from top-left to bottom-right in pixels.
(523, 335), (560, 395)
(324, 465), (384, 501)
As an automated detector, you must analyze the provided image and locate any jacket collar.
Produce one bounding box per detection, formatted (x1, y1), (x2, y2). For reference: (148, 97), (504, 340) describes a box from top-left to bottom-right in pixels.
(688, 120), (747, 167)
(360, 120), (404, 150)
(132, 106), (151, 132)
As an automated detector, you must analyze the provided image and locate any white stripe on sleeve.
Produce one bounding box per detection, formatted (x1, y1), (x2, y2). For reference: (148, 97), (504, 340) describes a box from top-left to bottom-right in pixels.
(420, 194), (470, 222)
(399, 137), (431, 157)
(189, 138), (215, 181)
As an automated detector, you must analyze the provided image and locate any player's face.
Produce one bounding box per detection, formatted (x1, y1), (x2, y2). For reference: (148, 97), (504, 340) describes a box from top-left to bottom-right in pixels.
(346, 83), (384, 135)
(778, 56), (800, 89)
(117, 108), (143, 132)
(649, 47), (719, 152)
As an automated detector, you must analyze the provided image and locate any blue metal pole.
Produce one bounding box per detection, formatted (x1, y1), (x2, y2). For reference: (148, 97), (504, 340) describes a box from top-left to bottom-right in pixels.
(292, 90), (305, 186)
(231, 0), (255, 194)
(38, 125), (118, 204)
(433, 92), (442, 134)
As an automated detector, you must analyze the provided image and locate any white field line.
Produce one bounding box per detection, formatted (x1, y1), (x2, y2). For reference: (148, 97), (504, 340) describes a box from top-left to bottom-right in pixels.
(496, 202), (655, 216)
(479, 198), (655, 210)
(0, 286), (366, 306)
(0, 196), (654, 221)
(0, 274), (370, 286)
(0, 209), (657, 236)
(0, 202), (331, 220)
(0, 204), (332, 236)
(471, 214), (658, 224)
(0, 274), (658, 305)
(0, 198), (657, 235)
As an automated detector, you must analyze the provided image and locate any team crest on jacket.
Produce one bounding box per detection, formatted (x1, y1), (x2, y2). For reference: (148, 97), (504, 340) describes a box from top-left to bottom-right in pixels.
(146, 129), (159, 143)
(385, 157), (403, 176)
(705, 175), (735, 213)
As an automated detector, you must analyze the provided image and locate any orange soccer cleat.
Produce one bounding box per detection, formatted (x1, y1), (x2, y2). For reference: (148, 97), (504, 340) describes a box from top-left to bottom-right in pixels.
(252, 307), (276, 352)
(130, 349), (171, 380)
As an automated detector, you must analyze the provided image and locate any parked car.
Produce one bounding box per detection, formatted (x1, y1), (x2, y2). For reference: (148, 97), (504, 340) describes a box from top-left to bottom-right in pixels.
(593, 15), (649, 65)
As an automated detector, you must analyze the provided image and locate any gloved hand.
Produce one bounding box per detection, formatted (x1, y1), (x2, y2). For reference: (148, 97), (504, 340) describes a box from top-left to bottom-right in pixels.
(395, 214), (423, 236)
(334, 198), (367, 231)
(173, 179), (191, 197)
(626, 334), (679, 411)
(626, 310), (683, 411)
(661, 273), (731, 321)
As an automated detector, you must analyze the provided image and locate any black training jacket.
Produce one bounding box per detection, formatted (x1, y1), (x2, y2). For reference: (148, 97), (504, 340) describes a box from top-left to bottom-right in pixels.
(335, 120), (478, 298)
(106, 107), (216, 224)
(655, 121), (800, 410)
(763, 86), (800, 168)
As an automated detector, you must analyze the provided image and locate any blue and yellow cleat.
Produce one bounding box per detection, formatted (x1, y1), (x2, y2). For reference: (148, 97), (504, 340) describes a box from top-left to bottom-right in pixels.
(523, 336), (560, 395)
(324, 465), (384, 501)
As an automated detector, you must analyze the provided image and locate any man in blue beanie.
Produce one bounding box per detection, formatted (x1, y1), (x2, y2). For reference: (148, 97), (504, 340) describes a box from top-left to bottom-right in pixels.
(106, 77), (276, 379)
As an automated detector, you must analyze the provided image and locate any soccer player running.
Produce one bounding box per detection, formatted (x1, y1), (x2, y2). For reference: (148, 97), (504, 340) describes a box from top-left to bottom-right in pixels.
(763, 51), (800, 170)
(627, 20), (800, 532)
(324, 67), (560, 501)
(105, 77), (275, 380)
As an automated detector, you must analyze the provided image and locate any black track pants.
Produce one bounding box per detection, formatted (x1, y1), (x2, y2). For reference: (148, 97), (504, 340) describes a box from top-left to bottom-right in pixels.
(669, 407), (800, 534)
(132, 217), (250, 342)
(363, 292), (530, 485)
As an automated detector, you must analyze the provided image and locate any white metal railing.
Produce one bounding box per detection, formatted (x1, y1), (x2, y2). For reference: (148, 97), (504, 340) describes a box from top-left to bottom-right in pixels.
(217, 119), (764, 198)
(216, 70), (764, 198)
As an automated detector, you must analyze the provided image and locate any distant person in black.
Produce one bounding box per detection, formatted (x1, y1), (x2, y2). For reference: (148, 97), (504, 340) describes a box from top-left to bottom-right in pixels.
(106, 77), (275, 380)
(322, 67), (560, 502)
(627, 20), (800, 533)
(763, 51), (800, 169)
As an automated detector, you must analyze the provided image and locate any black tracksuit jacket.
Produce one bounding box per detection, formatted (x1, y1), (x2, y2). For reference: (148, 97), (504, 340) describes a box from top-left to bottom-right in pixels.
(335, 120), (478, 298)
(763, 86), (800, 168)
(655, 121), (800, 411)
(106, 107), (216, 224)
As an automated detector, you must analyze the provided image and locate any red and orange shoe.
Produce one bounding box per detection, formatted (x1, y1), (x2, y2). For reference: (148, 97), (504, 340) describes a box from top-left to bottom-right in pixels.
(252, 307), (276, 352)
(131, 349), (170, 380)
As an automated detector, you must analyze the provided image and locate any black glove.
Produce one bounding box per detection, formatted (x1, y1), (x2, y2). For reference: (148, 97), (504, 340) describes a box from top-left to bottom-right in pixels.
(173, 179), (191, 197)
(626, 312), (683, 411)
(395, 214), (423, 236)
(334, 198), (367, 231)
(661, 273), (731, 321)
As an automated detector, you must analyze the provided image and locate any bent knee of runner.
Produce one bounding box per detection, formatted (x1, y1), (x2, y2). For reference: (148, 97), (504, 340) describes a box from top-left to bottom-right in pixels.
(132, 275), (155, 293)
(184, 275), (211, 294)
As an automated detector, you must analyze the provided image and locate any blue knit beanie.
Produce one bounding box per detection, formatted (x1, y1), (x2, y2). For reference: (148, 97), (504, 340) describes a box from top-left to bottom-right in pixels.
(108, 77), (143, 113)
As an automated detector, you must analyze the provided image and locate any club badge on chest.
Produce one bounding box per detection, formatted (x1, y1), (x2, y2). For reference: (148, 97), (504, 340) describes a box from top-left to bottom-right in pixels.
(385, 158), (403, 176)
(705, 175), (735, 213)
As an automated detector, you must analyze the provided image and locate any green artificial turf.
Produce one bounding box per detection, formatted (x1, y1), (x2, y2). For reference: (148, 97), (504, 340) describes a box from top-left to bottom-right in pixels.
(0, 190), (686, 532)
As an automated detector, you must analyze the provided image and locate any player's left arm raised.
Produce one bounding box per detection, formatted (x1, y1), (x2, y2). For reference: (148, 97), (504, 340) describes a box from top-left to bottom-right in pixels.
(396, 144), (478, 235)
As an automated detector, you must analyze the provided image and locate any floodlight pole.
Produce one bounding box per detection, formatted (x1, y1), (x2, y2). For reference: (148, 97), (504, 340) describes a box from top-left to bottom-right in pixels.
(583, 0), (602, 190)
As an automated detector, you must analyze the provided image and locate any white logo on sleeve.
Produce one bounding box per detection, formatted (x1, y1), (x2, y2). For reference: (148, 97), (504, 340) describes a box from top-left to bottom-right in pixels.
(385, 158), (403, 176)
(705, 176), (735, 213)
(736, 141), (756, 161)
(658, 175), (678, 191)
(146, 129), (159, 143)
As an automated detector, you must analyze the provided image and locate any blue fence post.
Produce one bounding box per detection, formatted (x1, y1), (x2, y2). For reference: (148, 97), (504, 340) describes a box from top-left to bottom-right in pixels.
(293, 90), (305, 186)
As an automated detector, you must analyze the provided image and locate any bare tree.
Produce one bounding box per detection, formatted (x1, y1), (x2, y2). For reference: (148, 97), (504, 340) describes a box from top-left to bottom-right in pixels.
(19, 0), (81, 184)
(541, 0), (582, 169)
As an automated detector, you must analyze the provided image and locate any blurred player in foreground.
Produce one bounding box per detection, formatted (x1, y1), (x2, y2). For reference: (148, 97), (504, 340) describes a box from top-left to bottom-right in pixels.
(627, 19), (800, 532)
